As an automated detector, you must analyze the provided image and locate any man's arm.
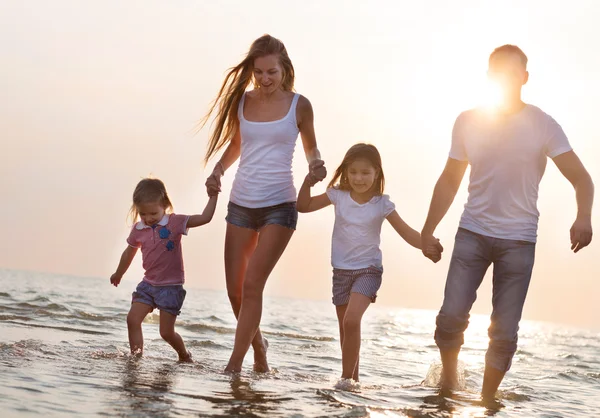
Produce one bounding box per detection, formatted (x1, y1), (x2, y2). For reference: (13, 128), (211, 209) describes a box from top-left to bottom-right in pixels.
(421, 157), (469, 260)
(552, 150), (594, 252)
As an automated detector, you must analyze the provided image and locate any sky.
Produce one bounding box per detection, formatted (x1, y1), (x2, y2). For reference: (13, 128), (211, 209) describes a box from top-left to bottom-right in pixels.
(1, 0), (599, 330)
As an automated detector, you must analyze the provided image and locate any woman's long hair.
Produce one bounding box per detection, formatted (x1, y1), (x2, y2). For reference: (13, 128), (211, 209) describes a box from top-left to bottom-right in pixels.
(200, 34), (295, 164)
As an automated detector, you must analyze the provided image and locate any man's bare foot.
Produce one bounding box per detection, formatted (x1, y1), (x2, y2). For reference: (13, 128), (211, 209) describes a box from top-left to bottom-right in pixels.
(253, 337), (270, 373)
(440, 369), (459, 391)
(481, 365), (505, 401)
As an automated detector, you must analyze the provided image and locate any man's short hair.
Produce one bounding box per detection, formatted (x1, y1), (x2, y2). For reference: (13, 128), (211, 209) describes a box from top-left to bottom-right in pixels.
(489, 45), (528, 68)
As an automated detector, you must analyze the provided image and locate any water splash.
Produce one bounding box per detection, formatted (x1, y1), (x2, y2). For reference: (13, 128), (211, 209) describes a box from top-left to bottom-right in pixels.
(421, 361), (467, 391)
(335, 378), (362, 392)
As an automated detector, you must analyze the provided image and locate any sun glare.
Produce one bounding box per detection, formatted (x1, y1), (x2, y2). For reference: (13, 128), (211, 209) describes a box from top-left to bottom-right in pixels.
(479, 79), (504, 110)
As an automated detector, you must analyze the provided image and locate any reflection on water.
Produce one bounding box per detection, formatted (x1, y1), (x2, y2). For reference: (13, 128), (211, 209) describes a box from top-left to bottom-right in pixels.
(108, 359), (510, 418)
(114, 358), (176, 416)
(417, 389), (504, 418)
(137, 370), (295, 417)
(206, 376), (293, 417)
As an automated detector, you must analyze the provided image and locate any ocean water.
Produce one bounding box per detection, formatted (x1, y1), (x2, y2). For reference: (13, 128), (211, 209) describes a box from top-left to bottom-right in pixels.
(0, 269), (599, 417)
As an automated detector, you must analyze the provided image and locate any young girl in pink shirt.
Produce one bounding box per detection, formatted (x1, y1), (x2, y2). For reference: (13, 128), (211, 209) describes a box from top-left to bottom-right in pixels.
(110, 178), (218, 361)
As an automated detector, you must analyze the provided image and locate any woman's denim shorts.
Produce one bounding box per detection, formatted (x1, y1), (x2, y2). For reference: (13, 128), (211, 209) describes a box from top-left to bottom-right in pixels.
(225, 201), (298, 231)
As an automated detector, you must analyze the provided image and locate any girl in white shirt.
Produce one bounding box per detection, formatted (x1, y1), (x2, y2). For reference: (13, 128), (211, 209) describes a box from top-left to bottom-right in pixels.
(297, 143), (440, 384)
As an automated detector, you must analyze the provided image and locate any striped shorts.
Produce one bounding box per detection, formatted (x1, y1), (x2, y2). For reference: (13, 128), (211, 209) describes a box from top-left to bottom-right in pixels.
(332, 266), (383, 306)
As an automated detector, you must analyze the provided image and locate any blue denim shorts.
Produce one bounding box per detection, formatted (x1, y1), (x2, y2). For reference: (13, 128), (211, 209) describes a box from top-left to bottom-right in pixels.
(332, 266), (383, 306)
(226, 201), (298, 231)
(132, 281), (187, 316)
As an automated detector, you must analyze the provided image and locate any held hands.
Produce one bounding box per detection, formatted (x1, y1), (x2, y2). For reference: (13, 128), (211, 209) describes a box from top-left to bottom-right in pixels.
(205, 162), (224, 197)
(570, 216), (593, 253)
(307, 159), (327, 186)
(421, 233), (444, 263)
(110, 273), (122, 287)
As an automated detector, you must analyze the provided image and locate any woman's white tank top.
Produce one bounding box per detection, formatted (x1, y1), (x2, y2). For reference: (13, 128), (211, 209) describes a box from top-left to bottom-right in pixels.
(230, 92), (300, 208)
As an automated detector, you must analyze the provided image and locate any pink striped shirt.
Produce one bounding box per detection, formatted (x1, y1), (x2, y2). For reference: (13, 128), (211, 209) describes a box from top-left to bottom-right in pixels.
(127, 214), (189, 286)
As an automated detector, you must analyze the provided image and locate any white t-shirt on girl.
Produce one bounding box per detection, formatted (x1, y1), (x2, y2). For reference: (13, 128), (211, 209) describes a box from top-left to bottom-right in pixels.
(326, 188), (396, 270)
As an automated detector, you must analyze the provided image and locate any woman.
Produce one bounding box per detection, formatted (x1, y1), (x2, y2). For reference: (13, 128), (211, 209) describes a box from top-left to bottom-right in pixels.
(201, 34), (327, 373)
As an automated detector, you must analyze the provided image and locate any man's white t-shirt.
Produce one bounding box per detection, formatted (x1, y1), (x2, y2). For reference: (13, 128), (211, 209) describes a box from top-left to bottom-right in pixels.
(326, 188), (396, 270)
(450, 105), (572, 242)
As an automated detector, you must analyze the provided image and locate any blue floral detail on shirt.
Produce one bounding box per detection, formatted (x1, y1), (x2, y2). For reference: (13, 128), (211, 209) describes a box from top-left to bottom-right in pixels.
(166, 240), (175, 251)
(159, 227), (171, 239)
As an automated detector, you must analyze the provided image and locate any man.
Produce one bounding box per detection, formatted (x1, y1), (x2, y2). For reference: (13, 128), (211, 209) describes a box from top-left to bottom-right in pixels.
(421, 45), (594, 400)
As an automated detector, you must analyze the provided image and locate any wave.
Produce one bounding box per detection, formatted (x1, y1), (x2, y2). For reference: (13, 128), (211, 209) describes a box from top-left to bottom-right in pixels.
(497, 389), (532, 402)
(555, 369), (597, 383)
(0, 314), (31, 321)
(187, 340), (226, 349)
(0, 339), (59, 358)
(14, 302), (70, 312)
(29, 296), (51, 303)
(2, 320), (111, 335)
(73, 310), (116, 322)
(262, 330), (335, 342)
(0, 339), (42, 349)
(204, 315), (227, 323)
(181, 321), (335, 342)
(515, 349), (535, 357)
(556, 370), (600, 383)
(183, 322), (235, 334)
(560, 353), (581, 360)
(0, 304), (122, 325)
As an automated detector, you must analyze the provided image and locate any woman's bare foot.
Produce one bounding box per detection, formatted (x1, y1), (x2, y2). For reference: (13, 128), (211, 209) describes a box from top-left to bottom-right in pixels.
(178, 350), (193, 362)
(253, 337), (269, 373)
